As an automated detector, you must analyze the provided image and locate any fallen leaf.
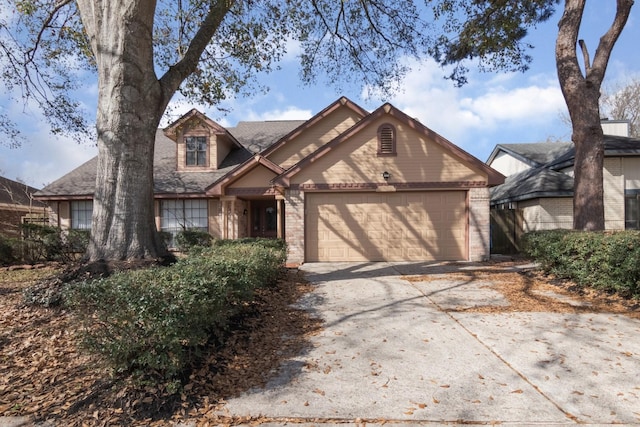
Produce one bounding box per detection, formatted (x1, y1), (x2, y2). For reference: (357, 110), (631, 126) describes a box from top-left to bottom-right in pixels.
(511, 389), (523, 394)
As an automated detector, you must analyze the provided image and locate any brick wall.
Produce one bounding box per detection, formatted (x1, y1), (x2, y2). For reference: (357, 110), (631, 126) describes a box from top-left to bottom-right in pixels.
(284, 189), (305, 264)
(468, 187), (490, 261)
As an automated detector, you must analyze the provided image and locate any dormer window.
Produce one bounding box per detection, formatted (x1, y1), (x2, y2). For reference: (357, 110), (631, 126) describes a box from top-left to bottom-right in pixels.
(185, 136), (208, 166)
(377, 124), (396, 156)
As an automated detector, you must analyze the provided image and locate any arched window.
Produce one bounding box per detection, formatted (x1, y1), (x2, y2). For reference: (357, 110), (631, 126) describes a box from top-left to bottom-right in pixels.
(377, 124), (397, 156)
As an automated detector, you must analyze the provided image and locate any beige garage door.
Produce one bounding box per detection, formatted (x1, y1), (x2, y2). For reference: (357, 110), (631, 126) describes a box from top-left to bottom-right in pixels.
(306, 191), (467, 262)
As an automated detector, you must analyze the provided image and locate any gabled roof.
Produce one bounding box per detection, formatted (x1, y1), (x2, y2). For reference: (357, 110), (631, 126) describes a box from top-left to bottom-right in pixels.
(228, 120), (306, 153)
(36, 130), (252, 199)
(259, 96), (369, 158)
(490, 167), (574, 205)
(486, 142), (573, 167)
(206, 154), (285, 196)
(489, 135), (640, 205)
(274, 102), (505, 187)
(0, 176), (46, 207)
(163, 109), (230, 140)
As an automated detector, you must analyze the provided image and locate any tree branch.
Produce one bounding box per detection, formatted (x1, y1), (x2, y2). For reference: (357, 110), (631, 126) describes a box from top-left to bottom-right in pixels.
(158, 0), (236, 110)
(578, 39), (590, 72)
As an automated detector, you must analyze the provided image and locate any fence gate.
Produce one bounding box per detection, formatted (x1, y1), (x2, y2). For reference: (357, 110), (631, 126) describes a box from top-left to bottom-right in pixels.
(490, 209), (523, 254)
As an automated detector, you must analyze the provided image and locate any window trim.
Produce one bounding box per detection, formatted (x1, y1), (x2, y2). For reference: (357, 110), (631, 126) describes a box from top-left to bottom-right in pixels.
(71, 200), (93, 230)
(184, 135), (209, 167)
(377, 123), (397, 157)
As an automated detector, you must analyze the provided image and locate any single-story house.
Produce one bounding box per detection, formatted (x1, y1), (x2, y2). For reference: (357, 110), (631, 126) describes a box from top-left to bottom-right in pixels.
(35, 97), (504, 264)
(0, 176), (49, 238)
(487, 128), (640, 252)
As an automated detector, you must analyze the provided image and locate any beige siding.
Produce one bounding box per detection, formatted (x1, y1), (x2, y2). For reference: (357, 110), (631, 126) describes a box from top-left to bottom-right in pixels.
(58, 201), (70, 230)
(306, 191), (467, 262)
(468, 187), (490, 261)
(520, 198), (573, 232)
(214, 136), (236, 169)
(604, 157), (625, 230)
(292, 117), (486, 186)
(489, 152), (532, 177)
(267, 106), (362, 169)
(208, 199), (222, 238)
(229, 164), (277, 189)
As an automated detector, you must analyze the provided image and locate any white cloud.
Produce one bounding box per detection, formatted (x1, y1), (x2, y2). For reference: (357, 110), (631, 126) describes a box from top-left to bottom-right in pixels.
(241, 107), (312, 122)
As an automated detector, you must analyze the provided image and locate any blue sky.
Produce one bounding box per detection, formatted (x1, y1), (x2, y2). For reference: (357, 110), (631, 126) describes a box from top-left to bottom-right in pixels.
(1, 2), (639, 188)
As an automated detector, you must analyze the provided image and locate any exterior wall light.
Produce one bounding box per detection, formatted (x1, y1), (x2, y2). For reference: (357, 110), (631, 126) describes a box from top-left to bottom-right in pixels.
(382, 171), (391, 181)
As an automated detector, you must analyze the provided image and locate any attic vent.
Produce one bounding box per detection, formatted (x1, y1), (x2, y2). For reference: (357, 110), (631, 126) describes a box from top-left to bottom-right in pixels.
(377, 124), (396, 156)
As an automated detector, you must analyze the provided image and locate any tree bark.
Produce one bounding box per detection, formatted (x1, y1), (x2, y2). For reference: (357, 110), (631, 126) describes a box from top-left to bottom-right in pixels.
(75, 0), (234, 261)
(555, 0), (633, 231)
(77, 0), (166, 260)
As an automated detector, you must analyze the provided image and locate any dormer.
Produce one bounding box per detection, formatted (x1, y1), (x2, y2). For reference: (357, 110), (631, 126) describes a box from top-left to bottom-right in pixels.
(163, 109), (239, 171)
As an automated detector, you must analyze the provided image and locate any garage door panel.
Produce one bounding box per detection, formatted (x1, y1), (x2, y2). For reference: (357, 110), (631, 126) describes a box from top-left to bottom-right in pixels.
(306, 191), (467, 262)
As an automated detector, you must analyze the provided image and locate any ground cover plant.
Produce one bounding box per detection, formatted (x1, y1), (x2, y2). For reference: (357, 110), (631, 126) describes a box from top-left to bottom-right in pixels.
(522, 229), (640, 297)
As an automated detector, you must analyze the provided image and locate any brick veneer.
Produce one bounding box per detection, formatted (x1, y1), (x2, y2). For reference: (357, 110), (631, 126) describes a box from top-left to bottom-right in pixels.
(468, 187), (491, 261)
(284, 189), (305, 264)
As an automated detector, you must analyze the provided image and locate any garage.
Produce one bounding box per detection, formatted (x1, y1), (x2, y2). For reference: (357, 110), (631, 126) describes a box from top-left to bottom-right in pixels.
(306, 191), (467, 262)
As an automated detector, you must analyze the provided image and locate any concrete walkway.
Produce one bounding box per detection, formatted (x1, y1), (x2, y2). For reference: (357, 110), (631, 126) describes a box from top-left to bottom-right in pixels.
(221, 262), (640, 426)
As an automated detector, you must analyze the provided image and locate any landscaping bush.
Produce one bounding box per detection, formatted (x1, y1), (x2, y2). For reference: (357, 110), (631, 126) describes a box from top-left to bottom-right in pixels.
(0, 234), (17, 265)
(20, 223), (63, 263)
(175, 229), (213, 252)
(64, 239), (287, 383)
(522, 230), (640, 297)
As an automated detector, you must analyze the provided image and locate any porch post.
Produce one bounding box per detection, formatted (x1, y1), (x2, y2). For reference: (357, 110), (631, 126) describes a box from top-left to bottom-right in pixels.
(221, 196), (237, 240)
(276, 194), (285, 239)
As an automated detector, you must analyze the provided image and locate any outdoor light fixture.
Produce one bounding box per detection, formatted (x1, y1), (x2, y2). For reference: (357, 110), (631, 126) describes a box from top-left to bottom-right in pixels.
(243, 209), (248, 216)
(382, 171), (390, 181)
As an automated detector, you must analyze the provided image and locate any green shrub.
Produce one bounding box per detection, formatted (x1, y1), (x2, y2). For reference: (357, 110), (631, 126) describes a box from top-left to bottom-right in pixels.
(175, 229), (213, 252)
(522, 230), (640, 297)
(0, 235), (17, 265)
(64, 240), (287, 383)
(20, 223), (63, 262)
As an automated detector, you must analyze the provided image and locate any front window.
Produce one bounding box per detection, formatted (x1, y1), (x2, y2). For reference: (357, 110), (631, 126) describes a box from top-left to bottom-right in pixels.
(625, 193), (640, 229)
(160, 199), (208, 247)
(71, 200), (93, 230)
(185, 136), (207, 166)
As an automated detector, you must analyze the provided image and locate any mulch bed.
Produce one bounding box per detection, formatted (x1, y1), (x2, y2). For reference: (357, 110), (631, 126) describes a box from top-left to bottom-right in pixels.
(0, 266), (322, 426)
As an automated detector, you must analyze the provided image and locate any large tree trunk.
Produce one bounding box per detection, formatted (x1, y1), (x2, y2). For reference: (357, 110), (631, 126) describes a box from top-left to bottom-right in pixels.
(75, 0), (233, 261)
(77, 0), (167, 261)
(556, 0), (633, 231)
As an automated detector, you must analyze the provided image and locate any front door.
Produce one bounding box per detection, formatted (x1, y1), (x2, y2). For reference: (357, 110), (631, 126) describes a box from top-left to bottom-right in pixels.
(250, 200), (278, 238)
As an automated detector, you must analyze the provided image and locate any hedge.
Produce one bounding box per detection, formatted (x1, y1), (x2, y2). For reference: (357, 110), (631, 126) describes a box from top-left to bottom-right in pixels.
(64, 239), (287, 382)
(522, 230), (640, 297)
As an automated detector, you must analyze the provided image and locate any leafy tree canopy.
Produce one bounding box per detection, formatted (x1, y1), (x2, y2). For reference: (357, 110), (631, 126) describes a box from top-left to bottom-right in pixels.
(0, 0), (433, 142)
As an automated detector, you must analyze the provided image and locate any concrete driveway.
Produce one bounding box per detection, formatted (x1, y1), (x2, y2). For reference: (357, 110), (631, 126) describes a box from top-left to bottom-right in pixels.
(221, 262), (640, 426)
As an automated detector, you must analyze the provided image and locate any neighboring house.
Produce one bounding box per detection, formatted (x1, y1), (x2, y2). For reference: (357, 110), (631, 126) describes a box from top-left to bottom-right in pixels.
(487, 128), (640, 253)
(0, 176), (48, 238)
(35, 97), (504, 264)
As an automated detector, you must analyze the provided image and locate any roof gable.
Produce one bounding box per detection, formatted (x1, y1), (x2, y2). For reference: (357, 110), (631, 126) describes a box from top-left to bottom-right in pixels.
(275, 103), (504, 187)
(261, 97), (369, 168)
(207, 155), (284, 196)
(163, 109), (230, 141)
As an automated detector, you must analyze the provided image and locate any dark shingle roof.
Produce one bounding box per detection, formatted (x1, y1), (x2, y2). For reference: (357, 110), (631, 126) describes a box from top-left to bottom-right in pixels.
(488, 142), (573, 167)
(0, 176), (46, 206)
(490, 167), (574, 205)
(489, 136), (640, 205)
(36, 120), (303, 198)
(228, 120), (306, 153)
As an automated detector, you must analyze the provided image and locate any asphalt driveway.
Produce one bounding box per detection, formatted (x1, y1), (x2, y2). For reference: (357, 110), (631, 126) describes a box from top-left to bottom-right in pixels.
(221, 262), (640, 426)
